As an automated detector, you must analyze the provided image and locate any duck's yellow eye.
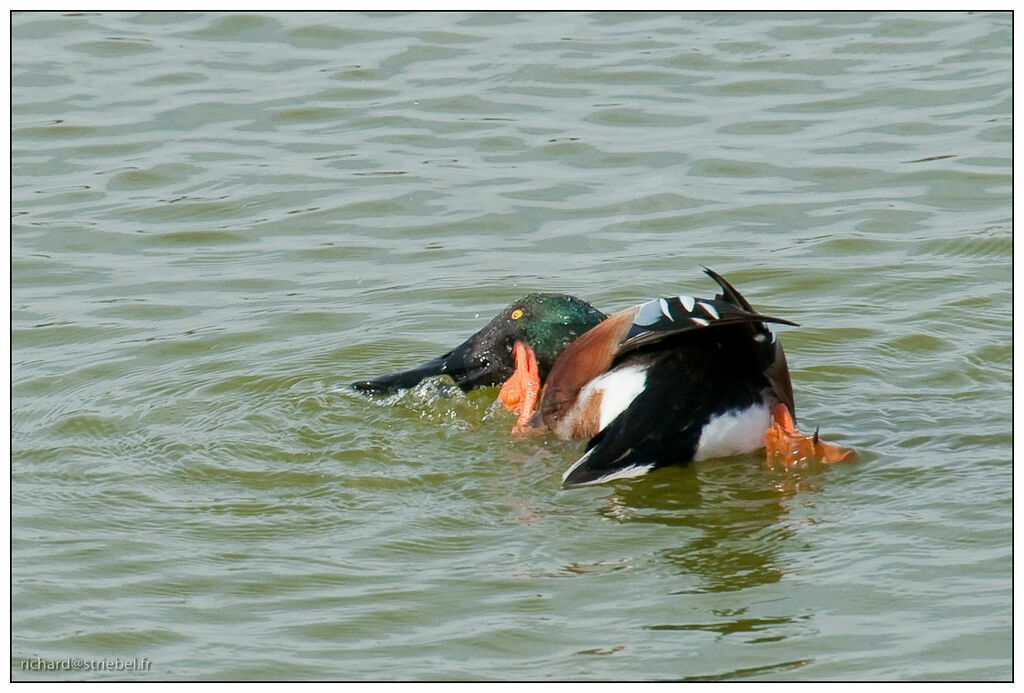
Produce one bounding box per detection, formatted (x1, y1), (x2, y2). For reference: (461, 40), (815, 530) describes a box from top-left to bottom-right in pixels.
(510, 309), (524, 320)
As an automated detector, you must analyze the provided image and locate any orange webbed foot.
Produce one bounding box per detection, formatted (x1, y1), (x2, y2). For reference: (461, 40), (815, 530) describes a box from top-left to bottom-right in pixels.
(498, 341), (545, 434)
(764, 403), (854, 470)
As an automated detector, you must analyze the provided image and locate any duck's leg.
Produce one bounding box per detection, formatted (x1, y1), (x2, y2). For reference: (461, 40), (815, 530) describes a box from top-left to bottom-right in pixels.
(764, 403), (854, 470)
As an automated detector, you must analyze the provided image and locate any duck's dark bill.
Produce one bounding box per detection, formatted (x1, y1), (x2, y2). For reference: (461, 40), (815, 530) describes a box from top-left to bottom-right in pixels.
(351, 330), (511, 395)
(351, 353), (456, 393)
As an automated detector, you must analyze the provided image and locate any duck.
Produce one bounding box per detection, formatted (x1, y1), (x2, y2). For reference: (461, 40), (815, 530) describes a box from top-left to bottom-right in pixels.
(352, 269), (852, 487)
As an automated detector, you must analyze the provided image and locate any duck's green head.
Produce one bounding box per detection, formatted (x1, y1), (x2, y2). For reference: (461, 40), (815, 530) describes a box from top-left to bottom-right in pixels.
(352, 293), (607, 393)
(481, 293), (608, 379)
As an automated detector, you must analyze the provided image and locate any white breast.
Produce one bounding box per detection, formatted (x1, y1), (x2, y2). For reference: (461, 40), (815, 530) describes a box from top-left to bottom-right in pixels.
(582, 364), (648, 430)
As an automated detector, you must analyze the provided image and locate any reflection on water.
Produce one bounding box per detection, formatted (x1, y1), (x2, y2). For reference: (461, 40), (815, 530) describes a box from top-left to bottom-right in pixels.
(603, 459), (801, 593)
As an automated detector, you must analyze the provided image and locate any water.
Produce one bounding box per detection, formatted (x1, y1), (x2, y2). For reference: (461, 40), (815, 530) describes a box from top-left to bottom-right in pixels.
(12, 11), (1011, 681)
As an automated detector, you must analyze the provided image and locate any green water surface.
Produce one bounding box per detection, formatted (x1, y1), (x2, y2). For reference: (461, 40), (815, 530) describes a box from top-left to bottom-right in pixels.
(12, 11), (1011, 681)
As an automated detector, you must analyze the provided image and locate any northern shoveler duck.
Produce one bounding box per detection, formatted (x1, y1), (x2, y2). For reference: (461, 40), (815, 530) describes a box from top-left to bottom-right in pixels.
(353, 269), (852, 487)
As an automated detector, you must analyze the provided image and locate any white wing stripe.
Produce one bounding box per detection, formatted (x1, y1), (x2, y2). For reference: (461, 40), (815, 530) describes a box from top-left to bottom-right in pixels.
(659, 298), (673, 320)
(698, 301), (720, 320)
